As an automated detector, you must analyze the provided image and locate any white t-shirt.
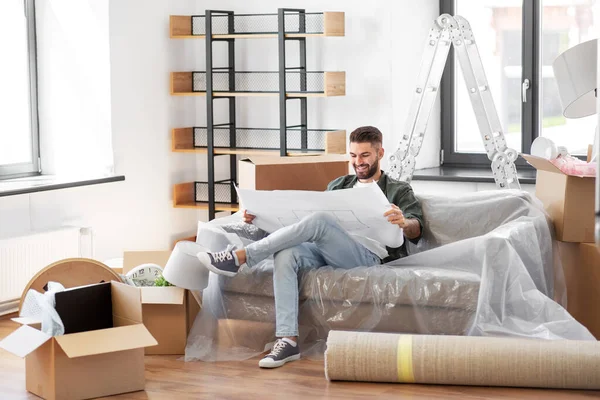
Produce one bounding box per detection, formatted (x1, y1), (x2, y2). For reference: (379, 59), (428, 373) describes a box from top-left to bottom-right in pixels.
(350, 180), (403, 260)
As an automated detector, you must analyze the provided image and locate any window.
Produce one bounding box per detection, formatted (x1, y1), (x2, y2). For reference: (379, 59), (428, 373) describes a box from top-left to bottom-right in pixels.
(455, 5), (524, 154)
(441, 0), (597, 167)
(0, 0), (39, 179)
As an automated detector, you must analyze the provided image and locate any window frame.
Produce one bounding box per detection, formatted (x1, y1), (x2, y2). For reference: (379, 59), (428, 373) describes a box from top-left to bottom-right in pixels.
(0, 0), (40, 180)
(440, 0), (539, 168)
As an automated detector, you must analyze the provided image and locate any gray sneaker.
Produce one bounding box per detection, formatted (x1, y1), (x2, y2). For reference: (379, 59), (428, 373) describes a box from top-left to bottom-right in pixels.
(197, 246), (239, 277)
(259, 338), (300, 369)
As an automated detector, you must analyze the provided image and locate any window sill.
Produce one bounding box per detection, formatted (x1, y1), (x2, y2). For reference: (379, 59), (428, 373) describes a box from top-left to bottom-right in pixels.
(412, 166), (536, 185)
(0, 175), (125, 197)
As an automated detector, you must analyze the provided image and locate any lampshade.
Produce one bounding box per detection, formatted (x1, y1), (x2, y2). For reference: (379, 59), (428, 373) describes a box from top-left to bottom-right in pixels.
(552, 39), (598, 119)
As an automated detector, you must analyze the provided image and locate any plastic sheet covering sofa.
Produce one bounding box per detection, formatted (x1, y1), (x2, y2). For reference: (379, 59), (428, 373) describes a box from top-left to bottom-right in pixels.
(184, 189), (595, 362)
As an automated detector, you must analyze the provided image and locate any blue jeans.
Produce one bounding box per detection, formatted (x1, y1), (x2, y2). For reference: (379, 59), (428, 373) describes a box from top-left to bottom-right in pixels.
(245, 212), (382, 337)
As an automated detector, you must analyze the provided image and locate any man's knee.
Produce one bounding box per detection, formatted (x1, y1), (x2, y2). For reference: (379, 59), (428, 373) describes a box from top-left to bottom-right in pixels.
(300, 211), (336, 229)
(274, 247), (303, 273)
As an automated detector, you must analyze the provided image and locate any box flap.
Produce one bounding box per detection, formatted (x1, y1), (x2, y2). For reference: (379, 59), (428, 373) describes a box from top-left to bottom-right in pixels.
(111, 281), (143, 323)
(11, 317), (42, 326)
(0, 325), (52, 358)
(242, 154), (348, 166)
(123, 250), (172, 274)
(55, 324), (157, 358)
(522, 153), (596, 179)
(141, 287), (185, 305)
(520, 154), (565, 174)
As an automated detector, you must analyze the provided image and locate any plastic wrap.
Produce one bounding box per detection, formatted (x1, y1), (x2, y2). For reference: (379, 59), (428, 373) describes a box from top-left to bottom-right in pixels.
(185, 189), (595, 362)
(20, 282), (66, 336)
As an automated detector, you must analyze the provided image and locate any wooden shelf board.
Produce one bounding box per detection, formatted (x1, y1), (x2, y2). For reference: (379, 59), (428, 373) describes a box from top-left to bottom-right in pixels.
(171, 128), (347, 155)
(172, 147), (326, 156)
(171, 71), (345, 97)
(171, 92), (207, 97)
(171, 92), (331, 98)
(170, 33), (335, 39)
(169, 12), (344, 40)
(174, 202), (239, 212)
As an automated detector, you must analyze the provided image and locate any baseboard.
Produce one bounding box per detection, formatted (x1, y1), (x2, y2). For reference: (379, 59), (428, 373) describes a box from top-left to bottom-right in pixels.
(0, 300), (18, 317)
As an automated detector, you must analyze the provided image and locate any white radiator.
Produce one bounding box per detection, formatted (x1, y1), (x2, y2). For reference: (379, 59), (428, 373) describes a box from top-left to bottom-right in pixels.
(0, 227), (91, 315)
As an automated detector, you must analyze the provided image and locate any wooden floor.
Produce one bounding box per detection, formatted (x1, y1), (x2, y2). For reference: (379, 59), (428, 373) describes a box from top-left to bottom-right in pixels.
(1, 319), (600, 400)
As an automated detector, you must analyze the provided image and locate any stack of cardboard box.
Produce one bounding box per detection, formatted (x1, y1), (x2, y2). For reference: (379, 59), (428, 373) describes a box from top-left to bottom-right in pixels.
(0, 280), (157, 400)
(523, 150), (599, 339)
(0, 252), (202, 400)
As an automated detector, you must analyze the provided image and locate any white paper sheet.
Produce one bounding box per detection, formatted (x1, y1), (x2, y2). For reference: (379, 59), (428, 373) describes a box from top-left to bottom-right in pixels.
(236, 184), (404, 248)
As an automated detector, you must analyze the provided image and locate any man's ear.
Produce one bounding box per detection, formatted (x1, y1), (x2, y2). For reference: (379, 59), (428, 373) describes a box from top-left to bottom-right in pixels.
(378, 147), (385, 160)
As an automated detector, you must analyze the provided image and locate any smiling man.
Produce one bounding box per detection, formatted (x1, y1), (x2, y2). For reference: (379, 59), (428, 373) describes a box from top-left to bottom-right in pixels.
(327, 125), (423, 259)
(195, 125), (424, 369)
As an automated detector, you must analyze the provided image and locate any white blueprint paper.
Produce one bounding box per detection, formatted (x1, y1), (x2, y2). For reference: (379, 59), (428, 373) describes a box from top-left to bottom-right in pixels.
(236, 184), (404, 248)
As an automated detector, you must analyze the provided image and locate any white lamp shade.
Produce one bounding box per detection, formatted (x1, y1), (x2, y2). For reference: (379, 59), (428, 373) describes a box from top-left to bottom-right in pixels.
(552, 39), (597, 119)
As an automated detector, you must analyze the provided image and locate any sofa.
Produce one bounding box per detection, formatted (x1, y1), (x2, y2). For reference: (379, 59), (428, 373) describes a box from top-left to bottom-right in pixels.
(184, 189), (594, 362)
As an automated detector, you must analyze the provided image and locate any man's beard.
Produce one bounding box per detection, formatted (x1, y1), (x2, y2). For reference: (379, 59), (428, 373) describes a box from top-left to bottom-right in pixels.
(353, 160), (379, 180)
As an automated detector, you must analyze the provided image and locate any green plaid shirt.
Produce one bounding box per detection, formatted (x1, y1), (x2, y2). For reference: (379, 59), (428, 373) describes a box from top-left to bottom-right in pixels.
(326, 171), (424, 262)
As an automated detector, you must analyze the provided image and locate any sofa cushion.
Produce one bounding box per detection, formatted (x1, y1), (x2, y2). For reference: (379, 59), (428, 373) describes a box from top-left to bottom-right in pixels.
(299, 301), (474, 336)
(300, 265), (479, 309)
(220, 264), (480, 310)
(218, 292), (474, 337)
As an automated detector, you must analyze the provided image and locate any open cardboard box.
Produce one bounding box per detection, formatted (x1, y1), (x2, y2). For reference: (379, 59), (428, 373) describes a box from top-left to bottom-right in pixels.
(123, 251), (201, 355)
(239, 154), (349, 191)
(0, 281), (157, 400)
(521, 153), (596, 243)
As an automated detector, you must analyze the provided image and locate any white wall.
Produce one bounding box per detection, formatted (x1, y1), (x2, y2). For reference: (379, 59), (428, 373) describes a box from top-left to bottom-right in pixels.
(0, 0), (201, 259)
(0, 0), (536, 261)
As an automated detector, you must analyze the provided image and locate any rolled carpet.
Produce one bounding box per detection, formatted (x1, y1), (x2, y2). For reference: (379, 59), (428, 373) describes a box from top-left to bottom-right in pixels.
(324, 330), (600, 389)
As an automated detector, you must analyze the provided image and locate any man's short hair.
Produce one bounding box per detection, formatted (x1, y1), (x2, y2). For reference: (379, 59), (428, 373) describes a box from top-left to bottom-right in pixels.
(349, 126), (383, 148)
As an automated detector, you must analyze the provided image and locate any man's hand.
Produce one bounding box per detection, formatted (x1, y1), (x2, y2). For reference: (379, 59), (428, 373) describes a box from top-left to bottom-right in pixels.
(384, 204), (406, 227)
(384, 204), (421, 240)
(243, 210), (256, 224)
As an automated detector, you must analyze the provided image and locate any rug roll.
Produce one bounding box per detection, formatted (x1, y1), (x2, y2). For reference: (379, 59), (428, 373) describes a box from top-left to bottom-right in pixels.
(324, 330), (600, 389)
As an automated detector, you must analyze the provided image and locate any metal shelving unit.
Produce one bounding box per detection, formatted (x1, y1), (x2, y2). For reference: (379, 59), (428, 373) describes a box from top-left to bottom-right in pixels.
(170, 9), (346, 219)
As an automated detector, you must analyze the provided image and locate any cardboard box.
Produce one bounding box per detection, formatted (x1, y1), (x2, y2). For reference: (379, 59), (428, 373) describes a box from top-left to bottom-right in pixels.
(522, 154), (596, 243)
(123, 251), (201, 355)
(558, 242), (600, 339)
(239, 155), (349, 191)
(0, 281), (157, 400)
